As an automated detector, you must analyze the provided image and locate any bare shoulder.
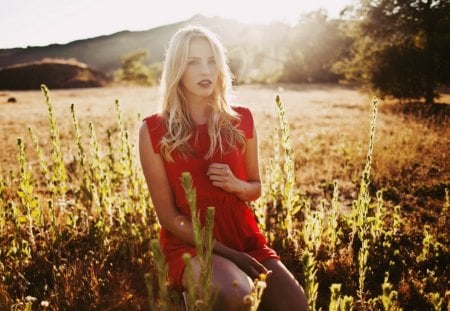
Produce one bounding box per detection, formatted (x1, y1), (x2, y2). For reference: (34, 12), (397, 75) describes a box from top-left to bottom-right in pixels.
(139, 121), (152, 150)
(139, 121), (150, 140)
(138, 121), (156, 161)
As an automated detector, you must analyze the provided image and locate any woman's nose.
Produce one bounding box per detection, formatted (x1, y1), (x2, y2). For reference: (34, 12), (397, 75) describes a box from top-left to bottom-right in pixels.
(199, 62), (210, 74)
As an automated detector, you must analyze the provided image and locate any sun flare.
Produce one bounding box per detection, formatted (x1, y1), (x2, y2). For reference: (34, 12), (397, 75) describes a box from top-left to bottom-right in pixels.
(0, 0), (352, 48)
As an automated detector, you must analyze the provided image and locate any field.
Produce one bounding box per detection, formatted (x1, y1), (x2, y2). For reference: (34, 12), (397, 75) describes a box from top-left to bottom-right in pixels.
(0, 84), (448, 310)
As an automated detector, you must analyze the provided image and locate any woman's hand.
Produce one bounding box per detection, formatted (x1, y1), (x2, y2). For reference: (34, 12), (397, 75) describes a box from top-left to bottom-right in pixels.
(230, 250), (271, 280)
(207, 163), (242, 193)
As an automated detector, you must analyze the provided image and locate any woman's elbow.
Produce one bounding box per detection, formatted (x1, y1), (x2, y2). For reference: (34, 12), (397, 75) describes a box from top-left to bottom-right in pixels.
(246, 182), (261, 201)
(159, 214), (192, 237)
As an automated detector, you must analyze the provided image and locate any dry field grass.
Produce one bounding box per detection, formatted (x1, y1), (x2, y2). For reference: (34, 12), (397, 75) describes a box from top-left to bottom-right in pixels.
(0, 84), (448, 310)
(1, 84), (448, 214)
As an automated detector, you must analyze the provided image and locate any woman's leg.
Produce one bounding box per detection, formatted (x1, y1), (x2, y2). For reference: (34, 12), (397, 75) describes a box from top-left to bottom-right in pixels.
(259, 259), (308, 311)
(182, 254), (254, 311)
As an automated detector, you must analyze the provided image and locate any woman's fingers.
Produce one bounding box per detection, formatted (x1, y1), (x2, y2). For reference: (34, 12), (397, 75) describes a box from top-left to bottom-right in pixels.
(207, 163), (237, 192)
(250, 257), (269, 275)
(248, 267), (259, 279)
(248, 258), (271, 279)
(207, 163), (229, 176)
(232, 251), (272, 280)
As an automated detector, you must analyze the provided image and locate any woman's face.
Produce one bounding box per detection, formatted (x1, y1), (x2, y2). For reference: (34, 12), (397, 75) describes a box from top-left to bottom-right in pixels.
(180, 37), (218, 103)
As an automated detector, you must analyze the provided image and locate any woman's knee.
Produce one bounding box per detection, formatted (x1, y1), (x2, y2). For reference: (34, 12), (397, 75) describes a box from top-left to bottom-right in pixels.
(260, 259), (308, 311)
(183, 255), (254, 310)
(213, 280), (253, 311)
(211, 255), (254, 310)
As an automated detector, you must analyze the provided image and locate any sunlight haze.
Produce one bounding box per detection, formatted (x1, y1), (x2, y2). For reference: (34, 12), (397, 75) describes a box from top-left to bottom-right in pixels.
(0, 0), (353, 48)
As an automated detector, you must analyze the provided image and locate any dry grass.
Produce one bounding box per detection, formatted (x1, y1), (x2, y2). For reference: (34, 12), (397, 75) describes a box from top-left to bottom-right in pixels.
(0, 84), (448, 310)
(1, 84), (448, 212)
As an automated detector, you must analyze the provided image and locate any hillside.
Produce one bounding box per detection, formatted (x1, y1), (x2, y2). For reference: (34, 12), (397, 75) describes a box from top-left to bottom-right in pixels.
(0, 58), (109, 90)
(0, 15), (272, 75)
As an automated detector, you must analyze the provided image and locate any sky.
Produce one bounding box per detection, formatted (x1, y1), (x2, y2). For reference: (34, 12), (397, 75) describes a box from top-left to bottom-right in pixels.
(0, 0), (354, 49)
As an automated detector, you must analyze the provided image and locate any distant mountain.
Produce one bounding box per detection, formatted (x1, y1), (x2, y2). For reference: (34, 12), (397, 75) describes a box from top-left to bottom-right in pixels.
(0, 15), (263, 75)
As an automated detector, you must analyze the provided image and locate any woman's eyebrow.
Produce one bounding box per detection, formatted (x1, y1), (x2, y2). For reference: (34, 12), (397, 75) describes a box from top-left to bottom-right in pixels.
(187, 56), (215, 59)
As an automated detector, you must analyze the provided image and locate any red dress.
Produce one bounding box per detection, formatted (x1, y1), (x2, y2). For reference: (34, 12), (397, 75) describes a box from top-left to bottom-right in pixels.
(144, 106), (278, 288)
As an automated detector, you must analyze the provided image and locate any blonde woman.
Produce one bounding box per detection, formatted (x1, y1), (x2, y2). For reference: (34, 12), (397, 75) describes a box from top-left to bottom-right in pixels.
(139, 25), (308, 310)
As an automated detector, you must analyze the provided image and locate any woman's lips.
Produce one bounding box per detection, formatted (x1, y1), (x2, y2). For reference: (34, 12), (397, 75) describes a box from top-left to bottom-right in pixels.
(198, 79), (212, 87)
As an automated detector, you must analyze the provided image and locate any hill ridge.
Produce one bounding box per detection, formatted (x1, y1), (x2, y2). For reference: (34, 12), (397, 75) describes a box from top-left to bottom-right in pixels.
(0, 15), (250, 74)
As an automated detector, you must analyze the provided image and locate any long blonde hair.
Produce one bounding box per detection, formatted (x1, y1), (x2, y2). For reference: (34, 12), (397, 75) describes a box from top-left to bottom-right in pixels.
(158, 25), (245, 161)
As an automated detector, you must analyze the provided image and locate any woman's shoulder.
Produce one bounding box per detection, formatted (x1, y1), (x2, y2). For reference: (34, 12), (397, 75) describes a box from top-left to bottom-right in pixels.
(231, 105), (252, 116)
(141, 113), (167, 152)
(144, 112), (164, 125)
(143, 113), (166, 132)
(231, 105), (254, 138)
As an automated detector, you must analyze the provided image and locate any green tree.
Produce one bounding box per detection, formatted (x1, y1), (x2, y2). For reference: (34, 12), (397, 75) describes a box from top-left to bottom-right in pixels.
(280, 10), (350, 83)
(114, 49), (159, 86)
(335, 0), (450, 104)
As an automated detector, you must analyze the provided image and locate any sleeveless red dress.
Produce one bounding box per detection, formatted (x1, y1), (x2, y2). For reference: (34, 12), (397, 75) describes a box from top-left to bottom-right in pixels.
(144, 106), (278, 288)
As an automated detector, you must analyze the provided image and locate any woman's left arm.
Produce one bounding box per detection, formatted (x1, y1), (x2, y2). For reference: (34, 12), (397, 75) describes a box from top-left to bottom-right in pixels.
(207, 126), (261, 201)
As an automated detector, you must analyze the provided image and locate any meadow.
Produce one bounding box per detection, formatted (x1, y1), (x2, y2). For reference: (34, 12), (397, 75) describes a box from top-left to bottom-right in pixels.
(0, 84), (448, 310)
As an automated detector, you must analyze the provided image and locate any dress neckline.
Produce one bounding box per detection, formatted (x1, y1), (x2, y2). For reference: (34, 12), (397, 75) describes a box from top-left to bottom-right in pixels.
(195, 123), (208, 132)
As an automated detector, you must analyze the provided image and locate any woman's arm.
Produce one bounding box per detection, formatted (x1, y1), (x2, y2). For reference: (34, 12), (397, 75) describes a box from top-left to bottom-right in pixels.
(207, 126), (261, 201)
(139, 122), (194, 244)
(139, 122), (267, 278)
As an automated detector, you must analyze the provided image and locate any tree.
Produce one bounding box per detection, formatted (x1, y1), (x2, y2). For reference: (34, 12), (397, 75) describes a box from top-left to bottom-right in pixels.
(280, 10), (351, 83)
(114, 49), (159, 86)
(335, 0), (450, 104)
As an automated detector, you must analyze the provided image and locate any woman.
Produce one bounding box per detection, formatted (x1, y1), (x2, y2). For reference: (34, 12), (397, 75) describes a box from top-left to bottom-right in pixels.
(139, 25), (308, 311)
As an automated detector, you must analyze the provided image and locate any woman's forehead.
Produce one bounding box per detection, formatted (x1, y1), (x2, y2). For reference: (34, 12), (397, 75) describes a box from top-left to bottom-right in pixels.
(188, 37), (214, 57)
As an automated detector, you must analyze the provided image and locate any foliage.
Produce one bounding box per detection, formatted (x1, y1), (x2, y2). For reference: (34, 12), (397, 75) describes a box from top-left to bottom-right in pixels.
(114, 49), (161, 86)
(227, 25), (287, 85)
(280, 10), (351, 83)
(226, 14), (350, 85)
(334, 0), (450, 104)
(180, 172), (216, 310)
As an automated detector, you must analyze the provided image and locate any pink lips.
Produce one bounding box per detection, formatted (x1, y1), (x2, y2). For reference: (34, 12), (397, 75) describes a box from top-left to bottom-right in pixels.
(198, 79), (212, 87)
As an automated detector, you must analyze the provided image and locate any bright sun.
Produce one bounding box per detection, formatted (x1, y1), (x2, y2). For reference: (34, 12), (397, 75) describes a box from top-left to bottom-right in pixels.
(193, 0), (352, 24)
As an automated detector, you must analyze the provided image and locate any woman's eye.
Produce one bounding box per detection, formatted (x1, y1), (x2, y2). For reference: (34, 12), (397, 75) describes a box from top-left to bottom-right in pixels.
(208, 59), (216, 65)
(188, 60), (198, 65)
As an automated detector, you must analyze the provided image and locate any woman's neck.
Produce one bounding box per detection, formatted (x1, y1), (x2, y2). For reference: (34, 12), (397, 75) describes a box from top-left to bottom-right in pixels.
(187, 100), (211, 125)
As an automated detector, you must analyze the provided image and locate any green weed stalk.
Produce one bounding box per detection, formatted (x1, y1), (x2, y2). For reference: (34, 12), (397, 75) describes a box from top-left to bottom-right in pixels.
(349, 97), (378, 303)
(247, 274), (267, 311)
(370, 191), (385, 243)
(329, 283), (354, 311)
(114, 100), (138, 198)
(275, 95), (302, 245)
(0, 168), (5, 235)
(182, 253), (197, 311)
(40, 84), (67, 198)
(88, 121), (113, 230)
(70, 103), (94, 210)
(380, 273), (402, 311)
(149, 239), (170, 311)
(17, 138), (39, 247)
(302, 248), (318, 311)
(302, 200), (323, 310)
(181, 172), (216, 310)
(28, 127), (53, 195)
(327, 180), (340, 256)
(429, 292), (444, 311)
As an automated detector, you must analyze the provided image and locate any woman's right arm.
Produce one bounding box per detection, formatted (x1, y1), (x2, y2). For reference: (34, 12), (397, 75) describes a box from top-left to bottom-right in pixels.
(139, 122), (195, 244)
(139, 122), (268, 278)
